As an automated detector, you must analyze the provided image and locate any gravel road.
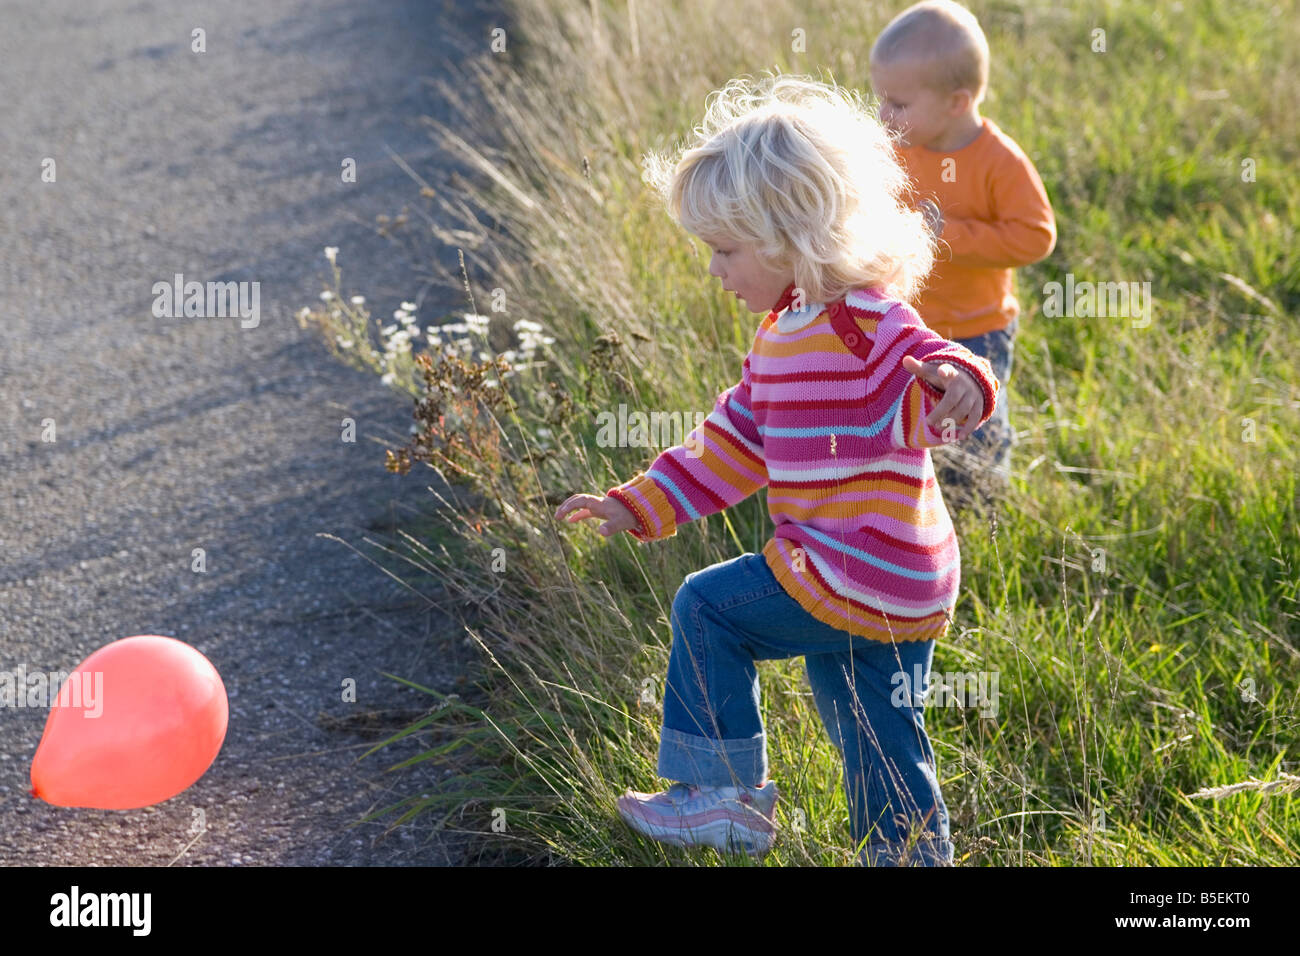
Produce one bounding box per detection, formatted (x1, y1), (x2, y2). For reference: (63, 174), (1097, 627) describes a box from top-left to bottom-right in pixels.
(0, 0), (507, 866)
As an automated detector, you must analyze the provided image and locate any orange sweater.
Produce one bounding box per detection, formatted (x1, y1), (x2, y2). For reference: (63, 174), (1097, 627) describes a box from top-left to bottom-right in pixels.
(898, 117), (1056, 339)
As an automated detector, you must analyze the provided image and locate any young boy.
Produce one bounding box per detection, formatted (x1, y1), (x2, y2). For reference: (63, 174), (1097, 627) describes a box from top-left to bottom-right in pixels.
(870, 0), (1056, 505)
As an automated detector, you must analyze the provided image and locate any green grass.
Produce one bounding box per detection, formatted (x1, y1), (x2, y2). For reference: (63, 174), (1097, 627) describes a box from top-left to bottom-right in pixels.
(296, 0), (1300, 864)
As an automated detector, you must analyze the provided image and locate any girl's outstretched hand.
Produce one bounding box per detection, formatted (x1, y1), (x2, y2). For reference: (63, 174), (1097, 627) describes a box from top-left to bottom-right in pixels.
(553, 493), (640, 538)
(901, 355), (983, 440)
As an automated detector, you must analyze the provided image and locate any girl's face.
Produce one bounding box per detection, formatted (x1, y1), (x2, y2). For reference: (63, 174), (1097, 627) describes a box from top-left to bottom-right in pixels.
(702, 235), (795, 314)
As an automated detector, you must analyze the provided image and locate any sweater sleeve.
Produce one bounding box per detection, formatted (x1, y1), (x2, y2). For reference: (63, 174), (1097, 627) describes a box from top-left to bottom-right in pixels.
(605, 355), (768, 542)
(868, 302), (1000, 451)
(938, 150), (1056, 269)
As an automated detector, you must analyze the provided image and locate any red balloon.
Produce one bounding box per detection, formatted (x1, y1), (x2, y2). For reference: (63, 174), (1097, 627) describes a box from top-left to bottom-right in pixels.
(30, 635), (228, 809)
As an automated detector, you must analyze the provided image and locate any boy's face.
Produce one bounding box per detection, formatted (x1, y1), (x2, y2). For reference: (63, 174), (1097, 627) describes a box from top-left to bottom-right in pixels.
(701, 235), (795, 314)
(870, 56), (962, 148)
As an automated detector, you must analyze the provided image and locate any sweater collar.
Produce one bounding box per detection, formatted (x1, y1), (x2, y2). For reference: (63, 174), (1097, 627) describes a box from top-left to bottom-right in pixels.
(771, 281), (799, 316)
(772, 282), (892, 316)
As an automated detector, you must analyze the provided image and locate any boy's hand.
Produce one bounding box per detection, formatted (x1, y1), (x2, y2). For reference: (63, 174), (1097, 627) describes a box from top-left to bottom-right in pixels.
(901, 355), (983, 440)
(918, 198), (944, 239)
(554, 494), (640, 538)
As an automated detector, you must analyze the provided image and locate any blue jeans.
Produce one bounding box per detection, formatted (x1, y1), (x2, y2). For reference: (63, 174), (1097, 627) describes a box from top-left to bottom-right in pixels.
(938, 317), (1017, 485)
(657, 551), (955, 866)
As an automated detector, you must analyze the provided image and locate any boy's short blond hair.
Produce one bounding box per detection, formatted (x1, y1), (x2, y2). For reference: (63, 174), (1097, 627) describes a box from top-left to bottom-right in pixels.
(641, 73), (935, 304)
(871, 1), (989, 106)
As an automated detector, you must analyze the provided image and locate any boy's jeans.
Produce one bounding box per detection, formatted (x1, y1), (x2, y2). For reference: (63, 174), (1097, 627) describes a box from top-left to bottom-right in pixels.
(657, 551), (955, 866)
(934, 317), (1017, 493)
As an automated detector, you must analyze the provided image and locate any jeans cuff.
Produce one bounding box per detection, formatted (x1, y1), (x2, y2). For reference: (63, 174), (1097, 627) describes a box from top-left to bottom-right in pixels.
(857, 834), (955, 867)
(657, 725), (767, 788)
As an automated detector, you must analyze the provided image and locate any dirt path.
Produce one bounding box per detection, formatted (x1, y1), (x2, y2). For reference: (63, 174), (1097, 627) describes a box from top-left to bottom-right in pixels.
(0, 0), (504, 865)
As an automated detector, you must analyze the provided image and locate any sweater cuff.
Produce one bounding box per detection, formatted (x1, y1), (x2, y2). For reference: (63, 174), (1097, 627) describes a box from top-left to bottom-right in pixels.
(606, 471), (678, 542)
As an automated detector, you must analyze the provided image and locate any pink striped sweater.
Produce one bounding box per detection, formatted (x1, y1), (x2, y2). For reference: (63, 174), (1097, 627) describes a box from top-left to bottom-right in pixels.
(605, 281), (999, 644)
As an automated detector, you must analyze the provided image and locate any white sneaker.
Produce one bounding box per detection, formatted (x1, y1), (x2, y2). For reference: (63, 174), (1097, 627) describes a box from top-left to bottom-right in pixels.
(616, 780), (780, 856)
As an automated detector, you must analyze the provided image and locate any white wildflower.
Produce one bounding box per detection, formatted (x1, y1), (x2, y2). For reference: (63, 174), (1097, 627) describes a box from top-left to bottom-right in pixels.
(401, 301), (417, 312)
(324, 246), (338, 264)
(517, 327), (553, 353)
(350, 295), (365, 305)
(320, 290), (334, 301)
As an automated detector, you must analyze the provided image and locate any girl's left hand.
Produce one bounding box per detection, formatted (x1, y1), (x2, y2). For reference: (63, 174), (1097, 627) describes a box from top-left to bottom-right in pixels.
(901, 355), (982, 440)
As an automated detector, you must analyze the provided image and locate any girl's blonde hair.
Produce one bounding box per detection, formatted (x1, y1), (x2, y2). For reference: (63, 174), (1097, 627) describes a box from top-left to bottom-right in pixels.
(642, 72), (935, 304)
